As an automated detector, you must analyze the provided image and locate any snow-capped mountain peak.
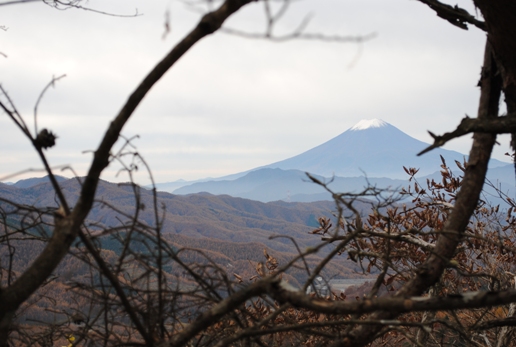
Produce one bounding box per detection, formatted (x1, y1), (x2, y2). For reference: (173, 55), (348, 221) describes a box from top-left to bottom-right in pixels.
(349, 119), (388, 131)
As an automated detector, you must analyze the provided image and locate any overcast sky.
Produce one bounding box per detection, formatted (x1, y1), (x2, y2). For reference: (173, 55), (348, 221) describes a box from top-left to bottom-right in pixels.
(0, 0), (510, 185)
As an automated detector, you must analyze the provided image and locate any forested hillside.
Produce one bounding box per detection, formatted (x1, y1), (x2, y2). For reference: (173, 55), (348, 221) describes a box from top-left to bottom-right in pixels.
(0, 178), (366, 320)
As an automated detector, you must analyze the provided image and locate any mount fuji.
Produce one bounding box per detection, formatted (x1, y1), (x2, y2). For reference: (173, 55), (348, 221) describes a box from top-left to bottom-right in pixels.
(161, 119), (512, 202)
(257, 119), (507, 178)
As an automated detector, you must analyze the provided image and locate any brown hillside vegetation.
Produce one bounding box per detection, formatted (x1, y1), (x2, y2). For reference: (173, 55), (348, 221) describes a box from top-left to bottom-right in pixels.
(1, 177), (369, 338)
(0, 177), (366, 301)
(1, 178), (367, 262)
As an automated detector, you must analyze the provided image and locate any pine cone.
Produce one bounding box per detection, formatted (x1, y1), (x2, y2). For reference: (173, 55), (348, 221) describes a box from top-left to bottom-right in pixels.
(35, 128), (57, 149)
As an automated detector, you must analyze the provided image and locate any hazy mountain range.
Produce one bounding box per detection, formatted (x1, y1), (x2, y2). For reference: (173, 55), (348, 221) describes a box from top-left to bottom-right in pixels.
(257, 119), (507, 178)
(154, 119), (513, 202)
(0, 178), (361, 286)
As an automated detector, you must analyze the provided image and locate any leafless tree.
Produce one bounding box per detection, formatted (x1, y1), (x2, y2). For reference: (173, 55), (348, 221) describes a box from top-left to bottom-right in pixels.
(2, 1), (516, 347)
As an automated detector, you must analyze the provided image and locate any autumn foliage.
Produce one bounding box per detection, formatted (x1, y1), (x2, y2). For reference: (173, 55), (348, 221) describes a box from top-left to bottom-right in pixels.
(3, 157), (516, 346)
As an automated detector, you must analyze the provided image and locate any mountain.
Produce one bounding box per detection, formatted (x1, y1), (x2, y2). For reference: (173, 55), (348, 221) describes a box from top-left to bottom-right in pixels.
(0, 178), (360, 285)
(174, 168), (408, 202)
(11, 175), (67, 189)
(257, 119), (507, 178)
(163, 119), (510, 202)
(484, 164), (515, 186)
(149, 178), (213, 192)
(1, 178), (366, 323)
(173, 165), (516, 203)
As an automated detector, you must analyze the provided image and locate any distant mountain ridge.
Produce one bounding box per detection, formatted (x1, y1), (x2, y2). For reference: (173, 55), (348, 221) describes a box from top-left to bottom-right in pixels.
(258, 119), (507, 178)
(155, 119), (511, 202)
(173, 168), (408, 202)
(11, 175), (67, 189)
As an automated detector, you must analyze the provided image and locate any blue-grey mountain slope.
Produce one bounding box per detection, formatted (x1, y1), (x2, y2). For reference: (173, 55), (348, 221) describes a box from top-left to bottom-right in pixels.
(160, 119), (512, 202)
(258, 119), (507, 178)
(11, 175), (67, 189)
(174, 168), (408, 202)
(174, 164), (516, 203)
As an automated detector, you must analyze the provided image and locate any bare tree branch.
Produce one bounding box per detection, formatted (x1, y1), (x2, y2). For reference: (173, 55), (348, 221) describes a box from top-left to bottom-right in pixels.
(328, 39), (502, 347)
(271, 286), (516, 317)
(417, 0), (486, 31)
(0, 0), (39, 6)
(221, 26), (376, 42)
(418, 115), (516, 155)
(0, 1), (256, 344)
(33, 74), (66, 136)
(475, 317), (516, 330)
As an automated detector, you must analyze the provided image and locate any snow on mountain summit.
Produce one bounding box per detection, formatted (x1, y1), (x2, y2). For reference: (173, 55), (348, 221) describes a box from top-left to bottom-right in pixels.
(349, 119), (388, 131)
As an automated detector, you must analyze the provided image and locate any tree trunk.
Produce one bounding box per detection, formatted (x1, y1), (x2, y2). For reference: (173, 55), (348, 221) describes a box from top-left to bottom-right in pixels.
(334, 37), (502, 347)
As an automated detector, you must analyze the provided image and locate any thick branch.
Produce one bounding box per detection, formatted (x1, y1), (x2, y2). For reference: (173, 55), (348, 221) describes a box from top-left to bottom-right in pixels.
(0, 0), (39, 5)
(418, 115), (516, 155)
(332, 40), (502, 347)
(0, 214), (74, 310)
(272, 285), (516, 317)
(473, 1), (516, 98)
(327, 231), (436, 250)
(417, 0), (486, 31)
(74, 0), (253, 225)
(474, 317), (516, 330)
(0, 0), (254, 341)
